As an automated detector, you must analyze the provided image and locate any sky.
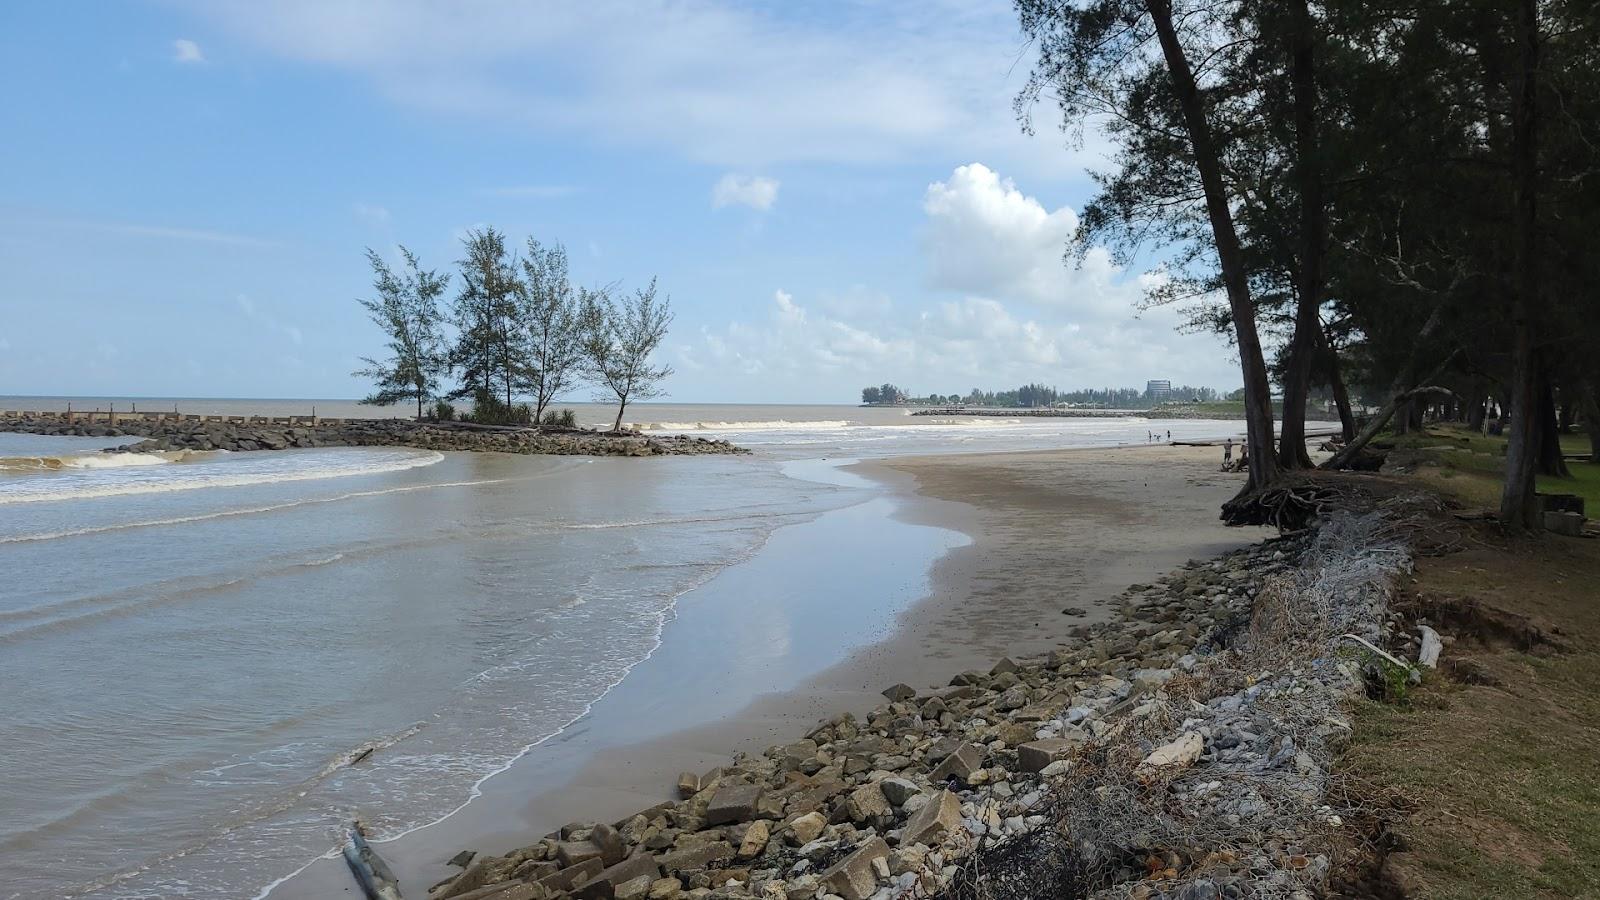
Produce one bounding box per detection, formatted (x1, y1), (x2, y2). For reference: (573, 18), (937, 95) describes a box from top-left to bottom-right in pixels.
(0, 1), (1243, 404)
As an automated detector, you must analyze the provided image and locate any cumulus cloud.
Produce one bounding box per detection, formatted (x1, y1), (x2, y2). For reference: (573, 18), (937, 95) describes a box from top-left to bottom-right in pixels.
(681, 163), (1239, 396)
(173, 39), (206, 63)
(711, 174), (779, 211)
(922, 163), (1127, 319)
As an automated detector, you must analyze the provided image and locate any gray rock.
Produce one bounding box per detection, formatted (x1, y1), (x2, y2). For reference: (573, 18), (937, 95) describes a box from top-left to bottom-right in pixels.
(706, 783), (764, 826)
(818, 837), (890, 900)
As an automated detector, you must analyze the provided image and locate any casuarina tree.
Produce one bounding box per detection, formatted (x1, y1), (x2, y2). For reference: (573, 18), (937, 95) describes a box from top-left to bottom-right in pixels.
(581, 279), (674, 432)
(354, 247), (449, 419)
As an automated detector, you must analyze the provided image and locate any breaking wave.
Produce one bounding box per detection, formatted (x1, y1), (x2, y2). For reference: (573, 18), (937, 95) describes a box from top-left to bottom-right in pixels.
(0, 449), (444, 505)
(0, 449), (213, 472)
(632, 419), (853, 432)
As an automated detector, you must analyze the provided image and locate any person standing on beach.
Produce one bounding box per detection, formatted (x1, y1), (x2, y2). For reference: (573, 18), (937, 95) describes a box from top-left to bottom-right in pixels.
(1223, 438), (1234, 470)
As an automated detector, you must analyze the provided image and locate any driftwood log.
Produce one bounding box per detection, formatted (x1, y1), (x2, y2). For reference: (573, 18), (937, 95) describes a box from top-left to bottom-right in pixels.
(344, 821), (403, 900)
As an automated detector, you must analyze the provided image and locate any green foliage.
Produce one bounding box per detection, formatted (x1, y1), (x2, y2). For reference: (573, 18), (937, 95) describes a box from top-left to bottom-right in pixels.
(581, 280), (675, 431)
(540, 409), (578, 429)
(463, 389), (532, 426)
(431, 399), (457, 422)
(354, 246), (450, 419)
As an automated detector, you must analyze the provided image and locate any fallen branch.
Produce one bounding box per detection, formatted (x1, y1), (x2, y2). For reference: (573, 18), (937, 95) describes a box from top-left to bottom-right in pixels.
(343, 821), (403, 900)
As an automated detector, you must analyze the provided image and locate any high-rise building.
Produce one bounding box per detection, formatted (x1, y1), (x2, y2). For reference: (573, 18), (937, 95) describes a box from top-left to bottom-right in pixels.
(1146, 379), (1172, 401)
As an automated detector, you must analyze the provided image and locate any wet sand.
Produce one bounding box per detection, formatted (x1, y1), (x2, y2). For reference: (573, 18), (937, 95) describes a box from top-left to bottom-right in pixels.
(274, 444), (1257, 898)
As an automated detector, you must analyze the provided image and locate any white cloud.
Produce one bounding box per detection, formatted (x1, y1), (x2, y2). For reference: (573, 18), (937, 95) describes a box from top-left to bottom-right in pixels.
(176, 1), (1083, 170)
(711, 174), (779, 211)
(173, 39), (206, 64)
(680, 163), (1239, 394)
(922, 163), (1128, 319)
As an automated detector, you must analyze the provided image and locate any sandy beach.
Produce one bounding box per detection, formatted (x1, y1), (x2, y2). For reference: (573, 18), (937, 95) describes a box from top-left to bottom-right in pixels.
(273, 443), (1257, 898)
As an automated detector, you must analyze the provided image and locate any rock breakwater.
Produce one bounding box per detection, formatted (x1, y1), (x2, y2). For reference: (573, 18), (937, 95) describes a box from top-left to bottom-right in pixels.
(420, 499), (1427, 900)
(0, 414), (744, 457)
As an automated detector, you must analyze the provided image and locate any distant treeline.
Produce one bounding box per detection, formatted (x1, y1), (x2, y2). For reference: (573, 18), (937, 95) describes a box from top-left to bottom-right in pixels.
(355, 227), (672, 431)
(862, 383), (1222, 408)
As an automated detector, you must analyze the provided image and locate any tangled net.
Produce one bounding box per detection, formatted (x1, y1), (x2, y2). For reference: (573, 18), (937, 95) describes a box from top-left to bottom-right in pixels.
(934, 507), (1420, 900)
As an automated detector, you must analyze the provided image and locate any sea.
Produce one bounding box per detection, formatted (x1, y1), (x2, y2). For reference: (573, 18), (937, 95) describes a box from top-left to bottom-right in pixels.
(0, 398), (1242, 899)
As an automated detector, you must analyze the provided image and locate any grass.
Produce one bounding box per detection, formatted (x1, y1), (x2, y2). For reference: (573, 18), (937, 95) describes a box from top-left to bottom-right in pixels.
(1335, 425), (1600, 898)
(1385, 424), (1600, 512)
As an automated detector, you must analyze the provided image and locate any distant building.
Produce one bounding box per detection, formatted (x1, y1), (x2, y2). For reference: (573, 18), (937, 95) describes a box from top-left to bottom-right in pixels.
(1146, 379), (1173, 402)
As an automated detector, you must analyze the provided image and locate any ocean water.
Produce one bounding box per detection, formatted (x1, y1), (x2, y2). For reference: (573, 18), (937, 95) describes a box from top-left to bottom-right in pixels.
(0, 403), (1241, 898)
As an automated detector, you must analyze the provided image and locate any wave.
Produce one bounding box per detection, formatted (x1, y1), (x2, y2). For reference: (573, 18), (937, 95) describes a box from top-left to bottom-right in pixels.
(0, 474), (517, 543)
(632, 419), (852, 432)
(0, 450), (444, 506)
(0, 449), (213, 472)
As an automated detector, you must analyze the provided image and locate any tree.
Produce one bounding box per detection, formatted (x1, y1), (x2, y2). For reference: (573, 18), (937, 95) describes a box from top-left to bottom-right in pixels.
(451, 227), (526, 411)
(520, 239), (587, 424)
(582, 279), (675, 431)
(1016, 0), (1283, 499)
(354, 247), (448, 419)
(862, 386), (883, 404)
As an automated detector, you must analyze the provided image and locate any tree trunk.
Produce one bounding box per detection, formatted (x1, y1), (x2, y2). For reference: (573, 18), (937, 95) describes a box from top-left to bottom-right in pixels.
(1147, 0), (1279, 491)
(1319, 326), (1357, 441)
(1466, 394), (1487, 432)
(1499, 0), (1542, 531)
(613, 401), (626, 432)
(1583, 385), (1600, 463)
(1276, 0), (1324, 471)
(1537, 374), (1570, 477)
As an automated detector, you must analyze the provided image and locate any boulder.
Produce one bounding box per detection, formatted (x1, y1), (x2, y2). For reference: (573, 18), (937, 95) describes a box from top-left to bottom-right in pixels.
(706, 783), (763, 825)
(676, 772), (701, 798)
(557, 840), (606, 869)
(1138, 732), (1204, 776)
(573, 853), (664, 900)
(592, 823), (627, 866)
(901, 790), (962, 845)
(657, 841), (733, 872)
(615, 875), (654, 900)
(538, 857), (604, 893)
(929, 743), (984, 786)
(841, 782), (892, 824)
(818, 837), (890, 900)
(732, 820), (770, 859)
(877, 777), (922, 807)
(881, 683), (917, 702)
(1017, 738), (1080, 773)
(788, 811), (827, 845)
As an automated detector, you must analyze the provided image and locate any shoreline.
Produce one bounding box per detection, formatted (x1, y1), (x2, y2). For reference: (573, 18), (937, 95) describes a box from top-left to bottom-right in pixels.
(267, 443), (1256, 898)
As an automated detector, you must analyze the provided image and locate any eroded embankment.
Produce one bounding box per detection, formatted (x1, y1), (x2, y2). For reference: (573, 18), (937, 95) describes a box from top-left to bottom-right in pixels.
(417, 494), (1432, 900)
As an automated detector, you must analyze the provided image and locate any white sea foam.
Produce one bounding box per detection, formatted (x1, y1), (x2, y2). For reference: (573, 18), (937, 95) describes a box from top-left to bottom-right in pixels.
(632, 419), (852, 431)
(0, 449), (444, 505)
(0, 449), (211, 472)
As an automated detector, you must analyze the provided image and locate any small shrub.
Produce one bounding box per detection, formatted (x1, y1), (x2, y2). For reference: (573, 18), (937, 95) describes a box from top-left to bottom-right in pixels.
(431, 399), (457, 422)
(464, 389), (533, 426)
(541, 409), (578, 429)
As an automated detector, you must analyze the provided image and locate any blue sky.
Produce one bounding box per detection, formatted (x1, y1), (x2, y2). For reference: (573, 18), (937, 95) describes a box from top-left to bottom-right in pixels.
(0, 1), (1241, 404)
